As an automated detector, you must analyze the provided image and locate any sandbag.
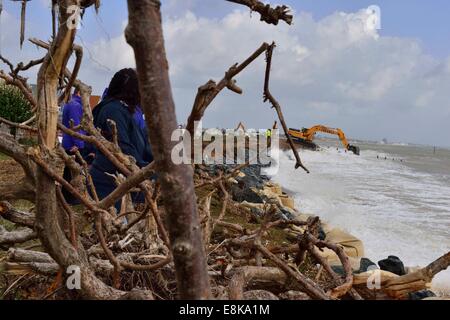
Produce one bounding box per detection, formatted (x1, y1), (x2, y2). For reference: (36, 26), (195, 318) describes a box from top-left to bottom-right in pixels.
(279, 194), (295, 210)
(325, 228), (365, 258)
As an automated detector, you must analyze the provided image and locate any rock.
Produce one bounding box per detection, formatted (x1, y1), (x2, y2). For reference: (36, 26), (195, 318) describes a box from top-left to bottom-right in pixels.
(408, 290), (436, 300)
(357, 258), (377, 274)
(238, 165), (267, 189)
(230, 165), (267, 204)
(378, 256), (406, 276)
(331, 265), (345, 276)
(278, 207), (296, 220)
(330, 257), (375, 276)
(318, 227), (326, 241)
(231, 184), (264, 203)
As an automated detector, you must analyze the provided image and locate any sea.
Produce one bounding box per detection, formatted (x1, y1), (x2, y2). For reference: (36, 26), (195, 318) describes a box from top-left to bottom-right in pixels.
(265, 138), (450, 294)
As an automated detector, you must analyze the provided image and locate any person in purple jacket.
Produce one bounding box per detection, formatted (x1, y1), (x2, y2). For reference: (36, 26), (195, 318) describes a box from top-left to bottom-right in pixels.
(61, 88), (93, 203)
(62, 88), (86, 154)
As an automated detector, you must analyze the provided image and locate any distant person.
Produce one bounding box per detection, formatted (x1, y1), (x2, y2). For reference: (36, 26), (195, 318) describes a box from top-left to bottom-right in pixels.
(90, 68), (153, 212)
(62, 88), (85, 155)
(61, 88), (94, 203)
(266, 129), (272, 148)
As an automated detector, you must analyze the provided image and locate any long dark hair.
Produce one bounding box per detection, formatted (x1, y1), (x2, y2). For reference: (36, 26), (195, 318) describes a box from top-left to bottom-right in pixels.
(106, 68), (140, 112)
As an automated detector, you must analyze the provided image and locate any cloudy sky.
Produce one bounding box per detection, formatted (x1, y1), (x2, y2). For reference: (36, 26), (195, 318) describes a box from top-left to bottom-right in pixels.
(1, 0), (450, 146)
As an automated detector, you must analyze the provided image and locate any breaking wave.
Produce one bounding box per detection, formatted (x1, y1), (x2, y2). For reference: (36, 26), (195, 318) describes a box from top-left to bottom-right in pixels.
(265, 145), (450, 293)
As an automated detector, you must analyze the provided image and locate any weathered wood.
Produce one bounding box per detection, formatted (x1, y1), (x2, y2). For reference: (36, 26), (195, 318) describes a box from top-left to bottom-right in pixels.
(0, 177), (35, 202)
(0, 201), (35, 228)
(36, 1), (76, 149)
(228, 266), (288, 299)
(7, 247), (55, 263)
(253, 242), (331, 300)
(384, 251), (450, 299)
(0, 225), (36, 245)
(125, 0), (211, 299)
(3, 262), (59, 275)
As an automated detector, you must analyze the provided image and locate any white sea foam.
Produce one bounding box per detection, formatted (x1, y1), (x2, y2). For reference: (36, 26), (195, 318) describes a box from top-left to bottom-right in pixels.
(267, 145), (450, 293)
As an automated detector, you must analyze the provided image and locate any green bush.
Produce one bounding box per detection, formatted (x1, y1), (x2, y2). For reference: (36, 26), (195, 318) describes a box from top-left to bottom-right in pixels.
(0, 84), (33, 136)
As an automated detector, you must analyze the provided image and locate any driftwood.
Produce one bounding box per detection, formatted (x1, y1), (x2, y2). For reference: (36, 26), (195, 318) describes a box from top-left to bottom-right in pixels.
(0, 225), (36, 245)
(0, 201), (35, 228)
(383, 252), (450, 299)
(228, 266), (288, 299)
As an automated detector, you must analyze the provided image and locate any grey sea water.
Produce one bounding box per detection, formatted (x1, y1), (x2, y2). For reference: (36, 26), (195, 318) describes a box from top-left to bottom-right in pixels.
(269, 140), (450, 293)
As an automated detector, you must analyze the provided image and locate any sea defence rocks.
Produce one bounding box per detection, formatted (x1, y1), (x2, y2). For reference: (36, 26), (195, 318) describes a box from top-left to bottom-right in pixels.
(231, 166), (367, 264)
(221, 164), (441, 300)
(232, 166), (368, 273)
(230, 165), (267, 204)
(408, 290), (436, 300)
(378, 255), (406, 276)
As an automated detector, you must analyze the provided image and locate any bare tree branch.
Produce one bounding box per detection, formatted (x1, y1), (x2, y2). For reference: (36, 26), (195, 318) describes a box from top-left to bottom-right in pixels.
(187, 43), (269, 136)
(225, 0), (293, 25)
(0, 201), (35, 228)
(263, 43), (309, 172)
(125, 0), (211, 299)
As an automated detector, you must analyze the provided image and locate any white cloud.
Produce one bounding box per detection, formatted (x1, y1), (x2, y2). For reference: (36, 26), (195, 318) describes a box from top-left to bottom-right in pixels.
(2, 6), (450, 146)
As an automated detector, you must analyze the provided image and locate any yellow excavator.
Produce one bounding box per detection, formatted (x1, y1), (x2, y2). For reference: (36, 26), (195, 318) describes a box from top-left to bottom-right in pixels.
(288, 125), (360, 155)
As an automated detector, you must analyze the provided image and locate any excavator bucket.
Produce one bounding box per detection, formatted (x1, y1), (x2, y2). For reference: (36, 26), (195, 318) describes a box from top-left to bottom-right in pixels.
(348, 145), (360, 155)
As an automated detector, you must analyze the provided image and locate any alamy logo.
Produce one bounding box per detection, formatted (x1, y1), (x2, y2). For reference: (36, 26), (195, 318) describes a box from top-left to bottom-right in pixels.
(366, 265), (382, 290)
(66, 265), (81, 290)
(67, 5), (82, 30)
(366, 5), (382, 31)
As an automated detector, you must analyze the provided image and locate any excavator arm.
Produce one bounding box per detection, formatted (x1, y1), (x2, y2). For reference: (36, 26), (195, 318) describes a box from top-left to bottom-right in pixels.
(288, 125), (360, 155)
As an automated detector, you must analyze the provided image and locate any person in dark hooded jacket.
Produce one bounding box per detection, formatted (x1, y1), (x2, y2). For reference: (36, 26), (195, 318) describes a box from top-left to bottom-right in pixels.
(90, 68), (153, 211)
